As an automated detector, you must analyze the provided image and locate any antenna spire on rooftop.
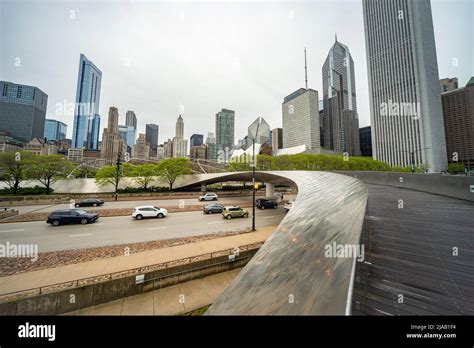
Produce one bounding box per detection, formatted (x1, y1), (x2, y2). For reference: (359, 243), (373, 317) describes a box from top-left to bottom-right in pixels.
(304, 47), (308, 90)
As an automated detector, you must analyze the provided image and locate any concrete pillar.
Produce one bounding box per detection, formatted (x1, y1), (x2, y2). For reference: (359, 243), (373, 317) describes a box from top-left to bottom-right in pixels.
(200, 183), (207, 192)
(265, 183), (275, 198)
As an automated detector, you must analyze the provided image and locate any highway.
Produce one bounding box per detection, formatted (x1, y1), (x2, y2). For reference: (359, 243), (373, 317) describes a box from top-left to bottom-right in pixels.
(4, 194), (296, 214)
(0, 208), (286, 252)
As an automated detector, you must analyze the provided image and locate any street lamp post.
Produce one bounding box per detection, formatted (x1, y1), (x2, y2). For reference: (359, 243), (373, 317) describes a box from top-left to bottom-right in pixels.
(398, 148), (429, 173)
(115, 152), (122, 201)
(252, 138), (256, 231)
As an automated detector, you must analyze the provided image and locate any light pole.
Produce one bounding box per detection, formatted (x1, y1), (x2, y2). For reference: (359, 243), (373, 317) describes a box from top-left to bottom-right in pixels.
(249, 120), (260, 232)
(398, 147), (430, 173)
(252, 137), (256, 231)
(115, 152), (122, 201)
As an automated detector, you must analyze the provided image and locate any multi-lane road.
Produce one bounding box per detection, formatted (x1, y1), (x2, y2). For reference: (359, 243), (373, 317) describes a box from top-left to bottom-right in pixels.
(0, 208), (287, 252)
(7, 195), (296, 214)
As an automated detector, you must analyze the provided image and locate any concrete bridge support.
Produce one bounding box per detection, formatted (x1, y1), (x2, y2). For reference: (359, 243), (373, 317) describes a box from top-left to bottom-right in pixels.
(265, 183), (275, 198)
(200, 183), (207, 192)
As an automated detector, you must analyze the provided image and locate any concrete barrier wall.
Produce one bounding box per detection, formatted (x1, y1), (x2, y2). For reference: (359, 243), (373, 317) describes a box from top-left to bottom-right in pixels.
(334, 171), (474, 202)
(0, 249), (256, 316)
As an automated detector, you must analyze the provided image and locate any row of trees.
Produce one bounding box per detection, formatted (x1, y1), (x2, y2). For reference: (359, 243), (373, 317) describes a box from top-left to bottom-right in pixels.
(0, 152), (192, 195)
(0, 152), (75, 195)
(94, 158), (191, 190)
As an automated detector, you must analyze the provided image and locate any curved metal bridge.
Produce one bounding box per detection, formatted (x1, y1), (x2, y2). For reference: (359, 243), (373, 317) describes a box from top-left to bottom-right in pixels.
(176, 171), (368, 315)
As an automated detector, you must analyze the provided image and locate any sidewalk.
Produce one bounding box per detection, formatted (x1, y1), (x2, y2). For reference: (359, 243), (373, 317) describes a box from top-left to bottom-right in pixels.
(68, 268), (242, 315)
(0, 226), (275, 296)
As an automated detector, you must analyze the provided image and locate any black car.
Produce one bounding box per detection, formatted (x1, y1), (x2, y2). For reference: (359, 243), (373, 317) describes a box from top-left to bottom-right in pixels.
(47, 209), (99, 226)
(75, 199), (104, 207)
(203, 203), (225, 214)
(255, 198), (278, 209)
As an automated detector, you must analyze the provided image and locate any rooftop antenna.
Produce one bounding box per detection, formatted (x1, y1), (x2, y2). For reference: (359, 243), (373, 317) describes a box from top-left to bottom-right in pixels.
(304, 47), (308, 90)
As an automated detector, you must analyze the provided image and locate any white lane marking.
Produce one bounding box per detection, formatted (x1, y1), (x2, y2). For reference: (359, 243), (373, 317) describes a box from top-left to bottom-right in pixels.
(69, 233), (93, 237)
(0, 229), (25, 233)
(147, 227), (167, 230)
(208, 221), (224, 225)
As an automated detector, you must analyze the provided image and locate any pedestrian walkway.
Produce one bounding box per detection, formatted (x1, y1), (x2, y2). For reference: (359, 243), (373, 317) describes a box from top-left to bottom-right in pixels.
(0, 226), (275, 297)
(68, 268), (242, 315)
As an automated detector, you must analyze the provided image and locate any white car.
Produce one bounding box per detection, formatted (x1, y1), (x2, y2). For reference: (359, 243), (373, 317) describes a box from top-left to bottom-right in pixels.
(198, 192), (218, 201)
(132, 206), (168, 220)
(284, 200), (294, 212)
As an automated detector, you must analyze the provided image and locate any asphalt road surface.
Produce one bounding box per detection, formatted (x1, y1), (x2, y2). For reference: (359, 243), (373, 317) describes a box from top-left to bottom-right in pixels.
(5, 195), (296, 214)
(0, 208), (287, 252)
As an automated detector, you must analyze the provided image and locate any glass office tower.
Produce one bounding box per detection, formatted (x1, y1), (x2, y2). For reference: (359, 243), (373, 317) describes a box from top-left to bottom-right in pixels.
(72, 54), (102, 150)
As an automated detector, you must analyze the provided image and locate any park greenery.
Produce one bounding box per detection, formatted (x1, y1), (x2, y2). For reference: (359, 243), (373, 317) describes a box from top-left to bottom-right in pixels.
(0, 151), (468, 196)
(228, 153), (418, 172)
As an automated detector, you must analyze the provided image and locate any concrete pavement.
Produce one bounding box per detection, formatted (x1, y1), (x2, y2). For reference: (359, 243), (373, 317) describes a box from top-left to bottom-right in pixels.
(68, 268), (241, 315)
(0, 226), (275, 297)
(0, 208), (285, 252)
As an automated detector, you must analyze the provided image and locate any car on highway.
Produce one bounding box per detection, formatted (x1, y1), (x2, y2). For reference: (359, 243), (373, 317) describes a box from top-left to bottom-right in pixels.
(255, 198), (278, 209)
(132, 206), (168, 220)
(203, 203), (225, 214)
(74, 198), (104, 207)
(198, 192), (218, 201)
(284, 200), (294, 212)
(47, 209), (99, 226)
(222, 206), (249, 219)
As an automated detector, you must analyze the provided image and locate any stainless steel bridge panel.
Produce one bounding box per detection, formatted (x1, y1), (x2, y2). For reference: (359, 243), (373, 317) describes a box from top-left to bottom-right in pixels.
(177, 171), (368, 315)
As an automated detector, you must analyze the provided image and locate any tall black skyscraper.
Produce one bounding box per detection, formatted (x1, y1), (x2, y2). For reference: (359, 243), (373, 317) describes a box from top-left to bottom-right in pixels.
(145, 123), (159, 154)
(190, 134), (204, 147)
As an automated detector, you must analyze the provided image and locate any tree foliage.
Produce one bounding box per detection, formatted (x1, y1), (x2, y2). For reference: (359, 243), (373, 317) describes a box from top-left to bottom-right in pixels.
(0, 151), (35, 194)
(28, 155), (75, 194)
(131, 164), (158, 190)
(95, 162), (134, 191)
(156, 158), (192, 189)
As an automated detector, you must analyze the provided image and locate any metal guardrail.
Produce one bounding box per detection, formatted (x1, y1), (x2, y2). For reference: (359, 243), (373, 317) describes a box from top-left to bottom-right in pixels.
(0, 241), (264, 304)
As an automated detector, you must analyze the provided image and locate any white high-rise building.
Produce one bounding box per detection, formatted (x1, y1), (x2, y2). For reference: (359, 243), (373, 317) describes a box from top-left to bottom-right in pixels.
(282, 88), (320, 150)
(362, 0), (447, 172)
(175, 115), (184, 140)
(172, 115), (187, 158)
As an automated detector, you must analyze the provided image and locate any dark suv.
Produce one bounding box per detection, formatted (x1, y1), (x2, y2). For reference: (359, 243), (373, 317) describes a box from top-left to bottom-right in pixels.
(255, 198), (278, 209)
(74, 198), (104, 207)
(203, 203), (225, 214)
(47, 209), (99, 226)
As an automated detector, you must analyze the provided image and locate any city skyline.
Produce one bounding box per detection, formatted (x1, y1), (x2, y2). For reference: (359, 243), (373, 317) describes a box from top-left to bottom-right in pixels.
(1, 1), (471, 144)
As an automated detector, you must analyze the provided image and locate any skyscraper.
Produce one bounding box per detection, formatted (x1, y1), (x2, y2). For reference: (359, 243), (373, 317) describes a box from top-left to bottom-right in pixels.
(175, 115), (184, 139)
(322, 36), (360, 155)
(172, 115), (187, 158)
(362, 0), (447, 172)
(215, 109), (235, 151)
(0, 81), (48, 142)
(44, 119), (67, 142)
(101, 107), (127, 161)
(190, 134), (204, 148)
(272, 128), (283, 150)
(282, 88), (320, 150)
(145, 123), (159, 154)
(72, 54), (102, 150)
(441, 77), (474, 167)
(125, 111), (137, 129)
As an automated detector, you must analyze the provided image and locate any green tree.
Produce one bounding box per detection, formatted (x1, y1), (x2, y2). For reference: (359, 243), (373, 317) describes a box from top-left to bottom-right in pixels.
(131, 164), (158, 191)
(28, 155), (75, 194)
(95, 162), (134, 192)
(156, 158), (191, 190)
(447, 163), (465, 174)
(0, 151), (35, 194)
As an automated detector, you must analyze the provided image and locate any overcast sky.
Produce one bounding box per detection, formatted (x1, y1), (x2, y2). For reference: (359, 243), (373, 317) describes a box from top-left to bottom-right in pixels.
(1, 0), (472, 144)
